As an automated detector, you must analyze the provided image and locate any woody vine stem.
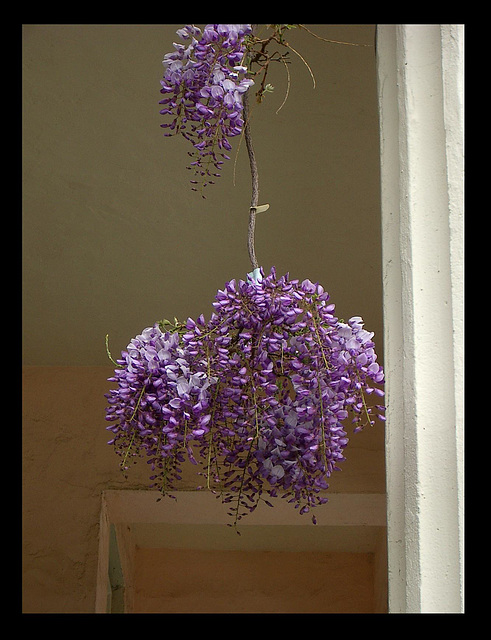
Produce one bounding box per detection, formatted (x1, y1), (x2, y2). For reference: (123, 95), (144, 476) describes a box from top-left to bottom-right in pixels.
(244, 89), (259, 270)
(241, 24), (371, 271)
(242, 24), (316, 270)
(244, 24), (260, 270)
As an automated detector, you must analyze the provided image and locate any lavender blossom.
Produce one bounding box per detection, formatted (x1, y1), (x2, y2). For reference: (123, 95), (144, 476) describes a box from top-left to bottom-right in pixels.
(159, 24), (254, 194)
(105, 268), (385, 525)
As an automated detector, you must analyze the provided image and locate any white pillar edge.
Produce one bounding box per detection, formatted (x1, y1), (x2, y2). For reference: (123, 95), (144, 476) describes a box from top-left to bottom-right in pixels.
(376, 24), (464, 613)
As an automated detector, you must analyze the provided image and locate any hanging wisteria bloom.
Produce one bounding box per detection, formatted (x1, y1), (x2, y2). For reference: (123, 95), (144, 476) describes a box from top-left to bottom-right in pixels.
(159, 24), (254, 193)
(106, 25), (385, 529)
(105, 268), (385, 527)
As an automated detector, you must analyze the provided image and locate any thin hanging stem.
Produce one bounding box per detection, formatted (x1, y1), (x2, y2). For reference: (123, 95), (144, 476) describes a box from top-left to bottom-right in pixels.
(244, 24), (260, 271)
(298, 24), (371, 48)
(243, 87), (259, 270)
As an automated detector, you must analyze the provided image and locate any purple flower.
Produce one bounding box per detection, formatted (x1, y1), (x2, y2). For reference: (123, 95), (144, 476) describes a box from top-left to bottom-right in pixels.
(105, 268), (385, 526)
(159, 24), (254, 195)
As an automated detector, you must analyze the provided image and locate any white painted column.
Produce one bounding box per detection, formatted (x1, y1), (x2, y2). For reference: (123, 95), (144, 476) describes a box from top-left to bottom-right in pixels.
(377, 24), (464, 613)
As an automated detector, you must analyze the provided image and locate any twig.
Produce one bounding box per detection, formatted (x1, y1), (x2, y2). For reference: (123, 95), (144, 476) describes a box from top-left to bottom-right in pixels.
(284, 42), (316, 89)
(276, 57), (291, 114)
(298, 24), (372, 47)
(243, 89), (259, 270)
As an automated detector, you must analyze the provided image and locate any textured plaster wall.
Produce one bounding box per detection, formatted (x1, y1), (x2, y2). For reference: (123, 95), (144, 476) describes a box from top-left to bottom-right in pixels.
(22, 366), (124, 613)
(133, 548), (374, 613)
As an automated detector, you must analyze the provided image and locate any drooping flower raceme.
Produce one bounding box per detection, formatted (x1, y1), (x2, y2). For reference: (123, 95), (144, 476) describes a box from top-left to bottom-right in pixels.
(105, 268), (385, 526)
(159, 24), (254, 194)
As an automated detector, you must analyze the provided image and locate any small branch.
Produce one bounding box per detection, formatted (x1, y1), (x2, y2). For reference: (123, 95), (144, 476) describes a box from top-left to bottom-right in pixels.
(248, 210), (259, 270)
(298, 24), (372, 47)
(243, 89), (259, 270)
(284, 41), (316, 89)
(276, 58), (291, 114)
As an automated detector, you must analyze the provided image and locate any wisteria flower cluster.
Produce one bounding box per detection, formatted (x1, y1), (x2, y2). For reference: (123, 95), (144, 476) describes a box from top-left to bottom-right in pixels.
(105, 268), (385, 527)
(159, 24), (254, 194)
